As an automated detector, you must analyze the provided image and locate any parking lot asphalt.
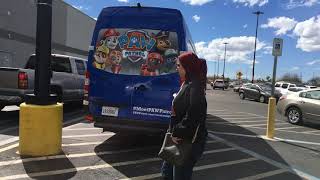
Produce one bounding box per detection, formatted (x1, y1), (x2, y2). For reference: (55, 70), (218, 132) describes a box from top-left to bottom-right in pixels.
(0, 88), (319, 179)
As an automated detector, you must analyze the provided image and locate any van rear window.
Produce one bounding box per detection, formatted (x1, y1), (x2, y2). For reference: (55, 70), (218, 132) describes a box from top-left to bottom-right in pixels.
(92, 28), (179, 76)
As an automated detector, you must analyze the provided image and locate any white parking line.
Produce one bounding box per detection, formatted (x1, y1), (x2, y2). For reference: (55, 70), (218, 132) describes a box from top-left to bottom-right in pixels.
(0, 145), (235, 179)
(218, 114), (261, 117)
(61, 133), (115, 138)
(120, 158), (258, 180)
(275, 126), (302, 130)
(0, 120), (17, 126)
(224, 117), (267, 120)
(238, 169), (288, 180)
(302, 130), (320, 134)
(0, 126), (18, 134)
(0, 140), (220, 167)
(208, 133), (320, 180)
(0, 143), (19, 153)
(63, 128), (102, 131)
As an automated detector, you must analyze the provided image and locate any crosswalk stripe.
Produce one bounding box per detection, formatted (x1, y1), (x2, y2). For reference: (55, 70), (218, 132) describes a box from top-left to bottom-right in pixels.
(119, 158), (257, 180)
(237, 169), (288, 180)
(0, 140), (219, 167)
(0, 145), (234, 179)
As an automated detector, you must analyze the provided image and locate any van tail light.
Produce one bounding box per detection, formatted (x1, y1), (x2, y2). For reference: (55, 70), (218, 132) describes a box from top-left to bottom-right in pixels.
(18, 72), (28, 89)
(83, 71), (90, 106)
(83, 71), (93, 122)
(279, 95), (287, 101)
(85, 115), (93, 122)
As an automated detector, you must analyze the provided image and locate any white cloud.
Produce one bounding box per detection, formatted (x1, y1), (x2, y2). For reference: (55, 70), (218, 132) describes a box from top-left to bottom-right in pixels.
(290, 66), (300, 71)
(307, 60), (320, 65)
(181, 0), (214, 5)
(195, 36), (267, 64)
(72, 5), (89, 11)
(93, 18), (97, 21)
(243, 24), (248, 29)
(286, 0), (320, 9)
(192, 15), (201, 22)
(118, 0), (129, 2)
(261, 17), (298, 35)
(233, 0), (268, 7)
(262, 45), (272, 54)
(293, 15), (320, 52)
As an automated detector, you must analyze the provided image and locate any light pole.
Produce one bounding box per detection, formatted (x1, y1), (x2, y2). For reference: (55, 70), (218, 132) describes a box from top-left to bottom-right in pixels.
(214, 61), (217, 79)
(223, 42), (228, 82)
(217, 55), (220, 78)
(252, 10), (264, 83)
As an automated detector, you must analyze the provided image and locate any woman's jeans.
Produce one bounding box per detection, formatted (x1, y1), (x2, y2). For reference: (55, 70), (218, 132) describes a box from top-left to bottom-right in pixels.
(161, 138), (206, 180)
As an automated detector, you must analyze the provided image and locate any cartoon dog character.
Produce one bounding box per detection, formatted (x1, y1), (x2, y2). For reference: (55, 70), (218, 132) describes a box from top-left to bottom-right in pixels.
(93, 45), (110, 70)
(154, 31), (171, 52)
(109, 50), (122, 74)
(161, 49), (178, 73)
(140, 53), (163, 76)
(103, 29), (120, 50)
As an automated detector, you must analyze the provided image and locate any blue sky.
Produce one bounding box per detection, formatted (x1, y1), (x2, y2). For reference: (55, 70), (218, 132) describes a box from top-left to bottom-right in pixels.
(65, 0), (320, 81)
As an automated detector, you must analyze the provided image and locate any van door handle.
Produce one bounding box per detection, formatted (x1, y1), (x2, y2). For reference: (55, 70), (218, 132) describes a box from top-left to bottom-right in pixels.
(134, 84), (148, 91)
(299, 101), (305, 104)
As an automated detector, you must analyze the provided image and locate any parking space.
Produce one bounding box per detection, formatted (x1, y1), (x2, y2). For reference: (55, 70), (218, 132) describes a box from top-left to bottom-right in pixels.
(0, 119), (308, 180)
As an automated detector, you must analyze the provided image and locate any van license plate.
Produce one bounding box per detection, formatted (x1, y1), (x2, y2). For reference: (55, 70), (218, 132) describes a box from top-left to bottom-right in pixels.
(101, 106), (119, 116)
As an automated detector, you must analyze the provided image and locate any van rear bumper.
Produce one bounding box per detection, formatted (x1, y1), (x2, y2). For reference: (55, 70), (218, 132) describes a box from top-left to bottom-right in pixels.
(93, 116), (168, 134)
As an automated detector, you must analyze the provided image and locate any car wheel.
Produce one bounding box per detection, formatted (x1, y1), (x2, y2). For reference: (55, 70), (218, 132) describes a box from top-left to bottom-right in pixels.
(239, 93), (245, 100)
(286, 107), (303, 125)
(259, 96), (265, 103)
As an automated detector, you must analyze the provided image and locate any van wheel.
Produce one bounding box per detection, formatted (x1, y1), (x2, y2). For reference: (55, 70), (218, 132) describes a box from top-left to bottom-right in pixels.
(286, 107), (303, 125)
(239, 93), (245, 100)
(259, 96), (265, 103)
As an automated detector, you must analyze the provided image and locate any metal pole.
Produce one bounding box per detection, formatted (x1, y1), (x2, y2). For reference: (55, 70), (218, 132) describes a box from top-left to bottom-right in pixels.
(223, 42), (228, 82)
(217, 56), (220, 78)
(26, 0), (56, 105)
(271, 56), (278, 97)
(252, 11), (263, 84)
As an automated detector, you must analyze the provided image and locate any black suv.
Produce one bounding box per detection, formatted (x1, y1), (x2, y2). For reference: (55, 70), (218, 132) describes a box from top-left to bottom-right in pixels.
(239, 83), (282, 103)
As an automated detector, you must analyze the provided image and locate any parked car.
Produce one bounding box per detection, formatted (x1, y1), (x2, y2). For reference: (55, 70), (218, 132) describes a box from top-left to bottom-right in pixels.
(239, 83), (282, 103)
(277, 88), (320, 125)
(211, 79), (228, 90)
(0, 54), (87, 110)
(275, 82), (296, 95)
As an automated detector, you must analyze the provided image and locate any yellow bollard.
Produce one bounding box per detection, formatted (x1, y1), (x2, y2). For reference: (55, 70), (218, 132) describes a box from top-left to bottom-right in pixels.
(266, 97), (276, 139)
(19, 103), (63, 156)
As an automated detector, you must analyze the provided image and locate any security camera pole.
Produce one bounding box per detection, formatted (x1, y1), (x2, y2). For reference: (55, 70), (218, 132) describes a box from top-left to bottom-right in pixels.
(266, 38), (283, 139)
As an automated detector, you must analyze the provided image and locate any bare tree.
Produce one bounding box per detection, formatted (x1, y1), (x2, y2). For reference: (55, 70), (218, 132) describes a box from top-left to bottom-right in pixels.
(308, 76), (320, 86)
(279, 73), (302, 83)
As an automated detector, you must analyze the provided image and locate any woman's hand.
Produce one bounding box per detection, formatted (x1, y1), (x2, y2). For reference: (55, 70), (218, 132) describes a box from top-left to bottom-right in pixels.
(171, 136), (182, 144)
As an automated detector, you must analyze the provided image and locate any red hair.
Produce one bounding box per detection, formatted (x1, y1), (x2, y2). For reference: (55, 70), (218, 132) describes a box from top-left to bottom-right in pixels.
(178, 52), (201, 82)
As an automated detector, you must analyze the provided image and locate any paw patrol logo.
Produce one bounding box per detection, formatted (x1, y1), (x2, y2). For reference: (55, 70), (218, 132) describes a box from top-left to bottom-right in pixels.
(118, 30), (156, 62)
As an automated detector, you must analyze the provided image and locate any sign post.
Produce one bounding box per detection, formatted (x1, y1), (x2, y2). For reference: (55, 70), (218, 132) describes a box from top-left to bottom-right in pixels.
(266, 38), (283, 139)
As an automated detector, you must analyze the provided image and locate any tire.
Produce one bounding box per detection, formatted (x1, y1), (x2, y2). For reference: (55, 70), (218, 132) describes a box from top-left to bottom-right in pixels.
(239, 93), (245, 100)
(286, 107), (303, 125)
(259, 95), (265, 103)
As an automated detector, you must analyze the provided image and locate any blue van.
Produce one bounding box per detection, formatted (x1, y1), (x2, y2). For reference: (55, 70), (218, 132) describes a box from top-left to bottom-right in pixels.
(84, 5), (197, 133)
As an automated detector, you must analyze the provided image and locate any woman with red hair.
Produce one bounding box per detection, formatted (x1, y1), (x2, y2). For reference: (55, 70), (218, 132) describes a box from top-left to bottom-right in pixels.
(161, 52), (208, 180)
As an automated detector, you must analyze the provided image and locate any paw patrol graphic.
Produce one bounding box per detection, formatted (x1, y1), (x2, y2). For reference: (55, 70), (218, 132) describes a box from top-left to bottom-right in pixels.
(161, 49), (178, 73)
(140, 53), (164, 76)
(93, 45), (110, 70)
(109, 50), (122, 74)
(103, 29), (120, 50)
(154, 31), (171, 52)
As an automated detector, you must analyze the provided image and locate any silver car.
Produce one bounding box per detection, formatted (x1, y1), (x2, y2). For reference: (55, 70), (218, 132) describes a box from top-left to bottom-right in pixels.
(277, 88), (320, 125)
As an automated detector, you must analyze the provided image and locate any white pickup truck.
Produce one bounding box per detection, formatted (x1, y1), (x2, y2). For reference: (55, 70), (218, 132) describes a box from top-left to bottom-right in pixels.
(0, 54), (87, 110)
